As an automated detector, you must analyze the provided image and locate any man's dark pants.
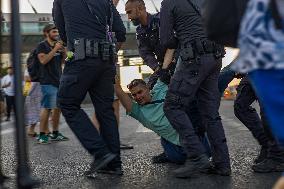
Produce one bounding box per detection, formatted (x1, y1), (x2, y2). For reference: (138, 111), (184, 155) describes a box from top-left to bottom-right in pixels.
(5, 95), (15, 119)
(234, 76), (284, 161)
(164, 54), (230, 168)
(57, 58), (121, 167)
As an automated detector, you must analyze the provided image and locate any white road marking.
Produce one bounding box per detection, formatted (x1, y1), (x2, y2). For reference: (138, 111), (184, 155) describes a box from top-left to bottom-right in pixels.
(136, 123), (153, 133)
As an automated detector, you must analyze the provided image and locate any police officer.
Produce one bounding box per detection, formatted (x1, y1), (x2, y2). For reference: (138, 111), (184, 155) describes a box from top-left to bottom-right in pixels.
(125, 0), (212, 161)
(125, 0), (166, 89)
(53, 0), (126, 175)
(234, 76), (284, 173)
(160, 0), (231, 178)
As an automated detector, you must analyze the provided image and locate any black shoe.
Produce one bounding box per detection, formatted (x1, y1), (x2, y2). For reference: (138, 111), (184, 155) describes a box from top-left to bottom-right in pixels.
(5, 117), (10, 122)
(173, 154), (210, 178)
(254, 147), (268, 164)
(206, 165), (232, 176)
(97, 166), (123, 175)
(252, 158), (284, 173)
(85, 153), (117, 176)
(152, 153), (169, 164)
(120, 143), (134, 150)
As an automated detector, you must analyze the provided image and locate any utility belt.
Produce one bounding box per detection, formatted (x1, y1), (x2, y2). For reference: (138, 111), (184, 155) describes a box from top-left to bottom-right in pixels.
(180, 39), (225, 62)
(73, 38), (117, 63)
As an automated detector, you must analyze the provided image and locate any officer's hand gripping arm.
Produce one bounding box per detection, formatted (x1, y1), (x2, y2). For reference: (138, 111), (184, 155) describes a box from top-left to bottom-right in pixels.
(159, 49), (175, 85)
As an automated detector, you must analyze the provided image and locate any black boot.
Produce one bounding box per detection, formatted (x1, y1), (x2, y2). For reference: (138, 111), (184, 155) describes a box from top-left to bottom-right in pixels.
(252, 158), (284, 173)
(254, 147), (268, 164)
(173, 154), (210, 178)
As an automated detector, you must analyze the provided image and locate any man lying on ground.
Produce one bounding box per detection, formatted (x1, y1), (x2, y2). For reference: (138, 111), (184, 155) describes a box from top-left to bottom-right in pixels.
(114, 76), (211, 164)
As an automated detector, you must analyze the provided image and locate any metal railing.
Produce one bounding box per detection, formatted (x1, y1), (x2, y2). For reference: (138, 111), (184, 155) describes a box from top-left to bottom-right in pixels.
(1, 21), (136, 34)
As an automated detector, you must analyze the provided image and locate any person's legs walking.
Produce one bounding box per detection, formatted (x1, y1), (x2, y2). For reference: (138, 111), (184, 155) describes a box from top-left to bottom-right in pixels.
(197, 57), (230, 173)
(89, 64), (121, 169)
(248, 70), (284, 173)
(38, 108), (50, 144)
(164, 54), (230, 178)
(58, 58), (116, 173)
(234, 77), (270, 163)
(5, 96), (13, 121)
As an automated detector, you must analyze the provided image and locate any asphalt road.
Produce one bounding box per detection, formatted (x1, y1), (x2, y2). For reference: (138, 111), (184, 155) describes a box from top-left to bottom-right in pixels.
(0, 100), (281, 189)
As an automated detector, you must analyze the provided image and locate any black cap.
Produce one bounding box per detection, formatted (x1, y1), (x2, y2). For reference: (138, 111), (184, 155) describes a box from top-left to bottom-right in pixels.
(43, 24), (57, 33)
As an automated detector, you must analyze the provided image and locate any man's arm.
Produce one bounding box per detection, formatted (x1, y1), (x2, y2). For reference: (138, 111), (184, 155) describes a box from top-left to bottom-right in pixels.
(52, 0), (67, 44)
(114, 77), (133, 113)
(1, 77), (11, 88)
(160, 0), (178, 49)
(162, 49), (175, 69)
(38, 42), (63, 65)
(138, 41), (160, 71)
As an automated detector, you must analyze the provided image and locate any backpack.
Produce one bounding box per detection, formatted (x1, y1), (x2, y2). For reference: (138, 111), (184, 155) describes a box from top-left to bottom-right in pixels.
(26, 48), (41, 82)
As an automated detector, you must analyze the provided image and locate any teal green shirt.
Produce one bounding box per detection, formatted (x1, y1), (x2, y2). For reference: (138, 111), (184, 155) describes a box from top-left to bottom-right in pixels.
(128, 80), (181, 146)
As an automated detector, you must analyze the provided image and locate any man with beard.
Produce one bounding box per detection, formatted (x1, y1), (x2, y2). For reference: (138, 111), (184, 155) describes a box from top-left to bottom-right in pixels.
(36, 24), (68, 144)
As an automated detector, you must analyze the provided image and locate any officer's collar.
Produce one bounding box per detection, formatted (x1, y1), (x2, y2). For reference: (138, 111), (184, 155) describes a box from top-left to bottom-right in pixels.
(139, 13), (154, 29)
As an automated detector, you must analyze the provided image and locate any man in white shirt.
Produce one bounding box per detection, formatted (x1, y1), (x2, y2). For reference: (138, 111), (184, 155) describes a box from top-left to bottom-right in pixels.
(1, 66), (15, 121)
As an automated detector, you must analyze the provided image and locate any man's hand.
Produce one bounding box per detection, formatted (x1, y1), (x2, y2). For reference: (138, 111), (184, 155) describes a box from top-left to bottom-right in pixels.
(114, 75), (121, 86)
(54, 42), (64, 51)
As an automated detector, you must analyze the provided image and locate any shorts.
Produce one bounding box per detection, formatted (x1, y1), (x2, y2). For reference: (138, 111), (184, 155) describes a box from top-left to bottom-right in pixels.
(41, 85), (58, 109)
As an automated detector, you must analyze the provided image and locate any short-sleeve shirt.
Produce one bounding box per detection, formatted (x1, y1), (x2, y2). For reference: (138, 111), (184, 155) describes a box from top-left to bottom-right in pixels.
(1, 74), (14, 96)
(36, 41), (63, 87)
(128, 80), (180, 146)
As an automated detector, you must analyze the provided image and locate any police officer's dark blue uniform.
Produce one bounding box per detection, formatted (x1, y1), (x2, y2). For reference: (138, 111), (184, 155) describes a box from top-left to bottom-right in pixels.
(136, 13), (165, 71)
(53, 0), (126, 174)
(134, 11), (212, 160)
(160, 0), (231, 178)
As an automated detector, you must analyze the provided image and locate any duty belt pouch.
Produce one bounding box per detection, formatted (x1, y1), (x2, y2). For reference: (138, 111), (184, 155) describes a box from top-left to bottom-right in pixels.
(100, 42), (111, 62)
(86, 39), (99, 58)
(203, 41), (214, 53)
(180, 47), (194, 62)
(74, 38), (86, 61)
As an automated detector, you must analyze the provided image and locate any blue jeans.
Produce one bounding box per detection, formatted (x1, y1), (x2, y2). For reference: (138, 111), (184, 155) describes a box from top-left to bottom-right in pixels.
(249, 69), (284, 146)
(161, 138), (186, 164)
(161, 136), (211, 164)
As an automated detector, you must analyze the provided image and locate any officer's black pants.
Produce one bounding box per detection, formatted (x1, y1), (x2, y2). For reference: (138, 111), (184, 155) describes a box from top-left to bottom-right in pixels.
(57, 58), (121, 167)
(234, 76), (284, 161)
(164, 54), (230, 168)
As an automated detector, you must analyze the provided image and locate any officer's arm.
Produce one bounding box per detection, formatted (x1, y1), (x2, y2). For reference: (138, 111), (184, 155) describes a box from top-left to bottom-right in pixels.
(114, 77), (133, 113)
(160, 0), (178, 49)
(138, 41), (159, 71)
(52, 0), (67, 44)
(112, 6), (126, 47)
(162, 49), (175, 69)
